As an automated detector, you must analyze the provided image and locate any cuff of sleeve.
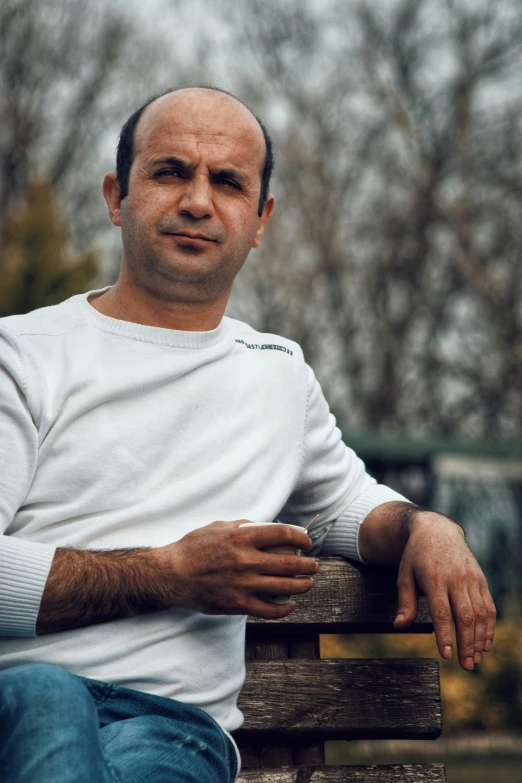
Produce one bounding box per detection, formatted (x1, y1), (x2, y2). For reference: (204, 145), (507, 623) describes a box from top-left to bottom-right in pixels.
(320, 484), (409, 564)
(0, 537), (56, 636)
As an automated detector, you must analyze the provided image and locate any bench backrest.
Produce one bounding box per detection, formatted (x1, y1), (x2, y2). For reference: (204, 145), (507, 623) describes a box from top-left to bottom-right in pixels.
(235, 557), (443, 775)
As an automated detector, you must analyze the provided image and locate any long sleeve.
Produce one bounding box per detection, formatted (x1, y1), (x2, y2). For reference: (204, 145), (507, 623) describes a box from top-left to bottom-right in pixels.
(279, 364), (408, 559)
(0, 326), (56, 636)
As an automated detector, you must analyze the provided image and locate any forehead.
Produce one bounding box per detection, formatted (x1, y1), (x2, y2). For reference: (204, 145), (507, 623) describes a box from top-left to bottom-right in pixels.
(133, 90), (266, 172)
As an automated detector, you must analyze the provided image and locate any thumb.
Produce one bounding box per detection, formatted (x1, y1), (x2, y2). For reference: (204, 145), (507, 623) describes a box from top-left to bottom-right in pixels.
(394, 566), (418, 627)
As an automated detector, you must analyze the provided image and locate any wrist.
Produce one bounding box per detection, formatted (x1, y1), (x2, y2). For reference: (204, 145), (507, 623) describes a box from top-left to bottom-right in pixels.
(407, 508), (466, 540)
(150, 543), (188, 610)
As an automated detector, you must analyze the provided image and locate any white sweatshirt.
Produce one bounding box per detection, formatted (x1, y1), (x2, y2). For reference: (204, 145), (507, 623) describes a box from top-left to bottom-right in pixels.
(0, 288), (406, 732)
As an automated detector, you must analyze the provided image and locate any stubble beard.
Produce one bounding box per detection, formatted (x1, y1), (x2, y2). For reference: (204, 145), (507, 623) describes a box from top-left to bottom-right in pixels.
(122, 229), (247, 306)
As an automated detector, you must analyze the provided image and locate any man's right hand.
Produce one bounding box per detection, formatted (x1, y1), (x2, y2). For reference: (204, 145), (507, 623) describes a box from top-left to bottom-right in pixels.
(36, 520), (317, 634)
(156, 520), (318, 619)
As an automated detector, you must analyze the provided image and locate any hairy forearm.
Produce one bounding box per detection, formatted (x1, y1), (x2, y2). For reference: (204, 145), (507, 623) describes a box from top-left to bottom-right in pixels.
(33, 520), (319, 633)
(36, 546), (173, 635)
(358, 501), (465, 566)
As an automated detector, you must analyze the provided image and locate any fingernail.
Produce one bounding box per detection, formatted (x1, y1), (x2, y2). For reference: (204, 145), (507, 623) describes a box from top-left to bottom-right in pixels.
(443, 645), (452, 659)
(464, 657), (474, 671)
(474, 652), (481, 665)
(395, 613), (405, 623)
(484, 640), (492, 651)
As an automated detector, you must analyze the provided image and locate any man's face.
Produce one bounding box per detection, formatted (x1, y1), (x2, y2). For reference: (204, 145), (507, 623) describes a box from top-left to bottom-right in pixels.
(110, 89), (274, 305)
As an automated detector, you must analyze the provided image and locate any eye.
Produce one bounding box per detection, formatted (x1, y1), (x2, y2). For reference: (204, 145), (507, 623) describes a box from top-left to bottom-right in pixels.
(154, 168), (183, 179)
(215, 177), (241, 190)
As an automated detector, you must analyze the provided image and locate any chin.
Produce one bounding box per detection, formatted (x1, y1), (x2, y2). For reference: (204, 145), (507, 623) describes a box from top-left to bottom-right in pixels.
(142, 266), (228, 304)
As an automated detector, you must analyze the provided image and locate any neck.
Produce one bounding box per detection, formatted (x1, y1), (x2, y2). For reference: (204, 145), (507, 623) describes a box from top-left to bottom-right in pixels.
(89, 276), (229, 332)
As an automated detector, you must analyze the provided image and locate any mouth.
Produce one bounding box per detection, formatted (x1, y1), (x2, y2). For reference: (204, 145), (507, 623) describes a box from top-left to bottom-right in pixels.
(170, 232), (217, 243)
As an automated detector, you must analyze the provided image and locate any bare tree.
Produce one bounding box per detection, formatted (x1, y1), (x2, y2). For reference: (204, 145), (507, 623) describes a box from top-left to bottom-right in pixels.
(191, 0), (522, 440)
(0, 0), (165, 253)
(0, 0), (181, 307)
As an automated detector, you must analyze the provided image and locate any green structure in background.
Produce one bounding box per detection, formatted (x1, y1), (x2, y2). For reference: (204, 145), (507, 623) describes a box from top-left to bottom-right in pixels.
(344, 432), (522, 616)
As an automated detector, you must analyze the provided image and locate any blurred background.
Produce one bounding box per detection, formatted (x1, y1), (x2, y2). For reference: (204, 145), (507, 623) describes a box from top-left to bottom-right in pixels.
(1, 0), (521, 779)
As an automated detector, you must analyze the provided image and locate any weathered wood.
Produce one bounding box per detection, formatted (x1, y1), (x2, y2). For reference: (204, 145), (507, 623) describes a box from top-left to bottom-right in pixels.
(250, 641), (291, 660)
(238, 765), (447, 782)
(244, 641), (296, 761)
(247, 559), (432, 635)
(289, 636), (320, 659)
(237, 740), (326, 769)
(293, 742), (325, 766)
(259, 746), (294, 768)
(239, 744), (263, 769)
(236, 659), (441, 740)
(243, 632), (323, 764)
(238, 559), (445, 780)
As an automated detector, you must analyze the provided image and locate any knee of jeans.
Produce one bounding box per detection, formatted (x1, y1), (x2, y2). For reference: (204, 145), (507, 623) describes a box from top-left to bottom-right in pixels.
(0, 664), (90, 717)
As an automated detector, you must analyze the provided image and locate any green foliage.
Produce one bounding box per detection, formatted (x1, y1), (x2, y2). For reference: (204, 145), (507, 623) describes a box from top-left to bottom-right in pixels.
(0, 180), (98, 317)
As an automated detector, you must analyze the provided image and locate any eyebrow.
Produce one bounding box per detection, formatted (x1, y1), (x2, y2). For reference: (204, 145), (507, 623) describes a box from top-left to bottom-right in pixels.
(152, 156), (192, 170)
(151, 156), (246, 184)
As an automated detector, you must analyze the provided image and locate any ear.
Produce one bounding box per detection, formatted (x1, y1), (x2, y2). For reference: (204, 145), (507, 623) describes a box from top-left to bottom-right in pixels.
(103, 172), (122, 227)
(252, 194), (275, 248)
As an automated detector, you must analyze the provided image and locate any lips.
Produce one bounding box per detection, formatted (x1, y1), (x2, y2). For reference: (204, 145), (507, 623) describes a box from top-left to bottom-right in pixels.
(171, 232), (216, 242)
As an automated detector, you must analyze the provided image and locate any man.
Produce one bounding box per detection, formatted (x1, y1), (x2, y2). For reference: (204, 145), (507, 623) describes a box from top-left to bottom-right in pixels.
(0, 87), (495, 782)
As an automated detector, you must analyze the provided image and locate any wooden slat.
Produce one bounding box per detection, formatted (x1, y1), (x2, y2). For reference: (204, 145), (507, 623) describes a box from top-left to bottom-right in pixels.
(238, 741), (326, 769)
(247, 559), (432, 635)
(236, 659), (441, 740)
(289, 637), (320, 659)
(243, 634), (324, 766)
(247, 635), (320, 661)
(238, 764), (447, 782)
(293, 743), (325, 766)
(247, 640), (290, 660)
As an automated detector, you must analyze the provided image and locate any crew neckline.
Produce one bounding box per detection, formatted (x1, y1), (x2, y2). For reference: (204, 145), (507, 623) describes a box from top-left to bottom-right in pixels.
(78, 287), (229, 349)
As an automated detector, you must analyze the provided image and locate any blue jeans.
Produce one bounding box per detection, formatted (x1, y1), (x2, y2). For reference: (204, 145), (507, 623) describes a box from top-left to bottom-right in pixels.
(0, 663), (238, 782)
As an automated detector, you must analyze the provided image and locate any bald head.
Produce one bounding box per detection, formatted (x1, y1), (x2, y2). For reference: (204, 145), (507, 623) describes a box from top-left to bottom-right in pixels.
(116, 86), (274, 217)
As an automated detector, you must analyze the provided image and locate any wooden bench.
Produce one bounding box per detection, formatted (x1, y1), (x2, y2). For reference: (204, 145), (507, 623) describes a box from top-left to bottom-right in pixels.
(234, 557), (446, 782)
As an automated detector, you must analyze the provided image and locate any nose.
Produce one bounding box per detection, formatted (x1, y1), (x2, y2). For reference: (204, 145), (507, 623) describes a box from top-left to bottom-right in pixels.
(178, 174), (214, 220)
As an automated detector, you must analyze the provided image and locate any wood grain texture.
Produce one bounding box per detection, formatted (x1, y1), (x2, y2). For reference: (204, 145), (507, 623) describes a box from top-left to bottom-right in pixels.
(238, 765), (447, 782)
(293, 743), (325, 766)
(247, 559), (432, 635)
(237, 740), (326, 769)
(246, 636), (321, 661)
(236, 659), (442, 740)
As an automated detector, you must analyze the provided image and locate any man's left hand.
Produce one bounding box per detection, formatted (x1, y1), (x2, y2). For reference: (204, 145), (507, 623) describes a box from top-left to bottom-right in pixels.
(392, 510), (496, 670)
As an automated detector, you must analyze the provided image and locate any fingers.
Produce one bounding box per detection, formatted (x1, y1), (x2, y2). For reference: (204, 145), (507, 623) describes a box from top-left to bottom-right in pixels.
(469, 577), (496, 661)
(469, 586), (487, 664)
(480, 582), (497, 653)
(238, 523), (313, 553)
(426, 583), (475, 668)
(394, 565), (418, 628)
(255, 574), (315, 599)
(244, 573), (316, 619)
(448, 587), (477, 670)
(442, 574), (495, 669)
(246, 596), (297, 620)
(256, 552), (319, 577)
(425, 582), (496, 669)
